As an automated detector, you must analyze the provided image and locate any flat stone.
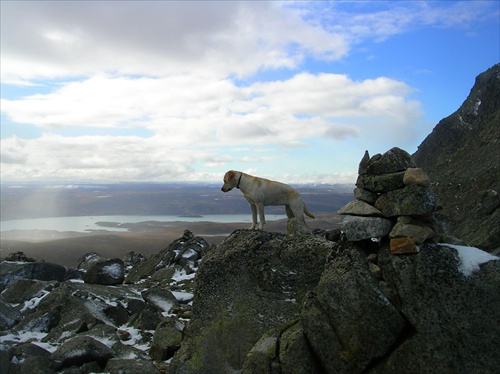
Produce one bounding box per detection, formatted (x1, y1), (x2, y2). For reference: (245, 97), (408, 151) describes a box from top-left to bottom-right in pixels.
(337, 200), (383, 217)
(342, 216), (394, 241)
(356, 172), (405, 193)
(389, 222), (436, 244)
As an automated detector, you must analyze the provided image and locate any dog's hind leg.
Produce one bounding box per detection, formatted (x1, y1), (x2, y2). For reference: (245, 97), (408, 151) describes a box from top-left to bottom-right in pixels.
(285, 205), (295, 219)
(290, 201), (308, 227)
(256, 203), (266, 230)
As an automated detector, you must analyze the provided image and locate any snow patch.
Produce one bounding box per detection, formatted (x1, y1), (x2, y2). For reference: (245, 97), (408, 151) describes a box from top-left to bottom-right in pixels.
(103, 263), (123, 278)
(441, 243), (499, 276)
(171, 291), (194, 302)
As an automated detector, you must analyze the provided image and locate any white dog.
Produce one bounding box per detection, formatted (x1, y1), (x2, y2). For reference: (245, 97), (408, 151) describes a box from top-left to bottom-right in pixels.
(221, 170), (315, 230)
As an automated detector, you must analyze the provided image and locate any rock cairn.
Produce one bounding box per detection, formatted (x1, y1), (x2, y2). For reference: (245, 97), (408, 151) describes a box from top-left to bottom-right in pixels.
(338, 147), (440, 254)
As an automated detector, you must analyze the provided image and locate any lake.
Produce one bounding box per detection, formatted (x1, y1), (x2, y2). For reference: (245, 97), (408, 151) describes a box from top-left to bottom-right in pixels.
(0, 214), (287, 233)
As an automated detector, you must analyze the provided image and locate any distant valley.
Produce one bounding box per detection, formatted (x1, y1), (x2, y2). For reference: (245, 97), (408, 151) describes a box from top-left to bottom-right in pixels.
(0, 182), (354, 221)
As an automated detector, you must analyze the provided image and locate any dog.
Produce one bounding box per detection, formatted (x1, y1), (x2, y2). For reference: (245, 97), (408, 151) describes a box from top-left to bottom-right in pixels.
(221, 170), (315, 230)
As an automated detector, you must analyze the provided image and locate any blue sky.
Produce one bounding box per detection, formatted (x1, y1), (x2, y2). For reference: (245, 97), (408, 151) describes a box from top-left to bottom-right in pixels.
(1, 1), (499, 184)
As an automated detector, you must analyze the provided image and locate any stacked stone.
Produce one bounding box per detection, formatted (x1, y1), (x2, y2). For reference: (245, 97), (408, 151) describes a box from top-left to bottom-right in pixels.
(338, 147), (439, 254)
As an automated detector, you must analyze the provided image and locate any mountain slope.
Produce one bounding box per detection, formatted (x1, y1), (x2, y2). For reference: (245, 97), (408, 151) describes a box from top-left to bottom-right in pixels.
(413, 63), (500, 252)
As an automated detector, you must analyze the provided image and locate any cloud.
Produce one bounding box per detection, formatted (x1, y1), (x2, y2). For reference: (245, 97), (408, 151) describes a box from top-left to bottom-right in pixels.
(0, 1), (348, 82)
(1, 1), (493, 183)
(1, 72), (420, 182)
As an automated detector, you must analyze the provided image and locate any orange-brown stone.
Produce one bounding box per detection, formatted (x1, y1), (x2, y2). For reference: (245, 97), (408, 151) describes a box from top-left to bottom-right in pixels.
(390, 237), (418, 255)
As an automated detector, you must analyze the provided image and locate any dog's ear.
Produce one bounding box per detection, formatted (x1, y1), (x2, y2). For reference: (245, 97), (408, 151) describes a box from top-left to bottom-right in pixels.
(227, 171), (235, 181)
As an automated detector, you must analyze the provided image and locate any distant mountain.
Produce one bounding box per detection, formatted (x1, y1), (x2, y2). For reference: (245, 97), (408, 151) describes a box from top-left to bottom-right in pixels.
(413, 63), (500, 253)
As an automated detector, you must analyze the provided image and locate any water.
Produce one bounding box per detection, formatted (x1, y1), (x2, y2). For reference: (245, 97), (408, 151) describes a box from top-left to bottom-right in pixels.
(0, 214), (287, 233)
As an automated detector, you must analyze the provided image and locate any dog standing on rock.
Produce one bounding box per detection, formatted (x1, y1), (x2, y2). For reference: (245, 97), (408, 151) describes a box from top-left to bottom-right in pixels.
(221, 170), (315, 230)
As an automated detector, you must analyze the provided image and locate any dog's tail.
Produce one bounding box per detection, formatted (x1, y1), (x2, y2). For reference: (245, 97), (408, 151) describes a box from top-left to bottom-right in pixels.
(304, 205), (315, 219)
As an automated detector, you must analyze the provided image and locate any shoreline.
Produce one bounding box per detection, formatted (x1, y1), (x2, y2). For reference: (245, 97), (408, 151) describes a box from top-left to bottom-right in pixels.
(0, 213), (343, 267)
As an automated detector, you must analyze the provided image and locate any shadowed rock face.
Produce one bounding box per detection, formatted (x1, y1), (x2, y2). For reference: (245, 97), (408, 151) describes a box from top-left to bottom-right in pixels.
(169, 229), (500, 374)
(413, 63), (500, 253)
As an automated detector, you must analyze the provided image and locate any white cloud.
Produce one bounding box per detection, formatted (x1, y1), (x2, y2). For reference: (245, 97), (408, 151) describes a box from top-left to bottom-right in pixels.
(0, 1), (348, 82)
(1, 72), (420, 182)
(1, 1), (494, 183)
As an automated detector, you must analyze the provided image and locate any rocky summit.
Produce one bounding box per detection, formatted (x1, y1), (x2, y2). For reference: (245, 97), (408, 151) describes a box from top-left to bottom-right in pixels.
(2, 202), (499, 373)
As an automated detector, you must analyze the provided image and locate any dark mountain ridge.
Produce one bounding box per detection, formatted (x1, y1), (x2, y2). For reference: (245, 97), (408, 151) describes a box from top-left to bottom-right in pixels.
(413, 63), (500, 253)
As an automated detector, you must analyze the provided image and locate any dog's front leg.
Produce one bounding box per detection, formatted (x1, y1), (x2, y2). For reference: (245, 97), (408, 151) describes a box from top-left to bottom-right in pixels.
(256, 203), (266, 230)
(249, 204), (258, 230)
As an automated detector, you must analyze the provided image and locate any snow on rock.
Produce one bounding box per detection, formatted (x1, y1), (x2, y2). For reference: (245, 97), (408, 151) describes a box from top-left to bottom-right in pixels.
(441, 243), (499, 276)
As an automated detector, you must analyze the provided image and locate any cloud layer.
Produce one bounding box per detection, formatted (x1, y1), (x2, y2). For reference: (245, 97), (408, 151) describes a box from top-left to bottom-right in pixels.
(1, 1), (497, 183)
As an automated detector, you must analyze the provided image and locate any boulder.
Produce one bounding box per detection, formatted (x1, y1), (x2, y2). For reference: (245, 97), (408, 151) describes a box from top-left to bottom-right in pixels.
(375, 185), (438, 217)
(342, 215), (393, 241)
(141, 286), (179, 313)
(168, 230), (333, 373)
(1, 279), (58, 303)
(374, 243), (500, 372)
(0, 261), (67, 292)
(149, 318), (183, 360)
(50, 336), (114, 370)
(0, 299), (23, 330)
(83, 258), (125, 285)
(301, 242), (407, 373)
(126, 230), (209, 283)
(77, 252), (108, 271)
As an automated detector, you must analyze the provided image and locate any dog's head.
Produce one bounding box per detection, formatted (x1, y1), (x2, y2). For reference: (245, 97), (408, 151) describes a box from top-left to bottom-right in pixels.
(221, 170), (239, 192)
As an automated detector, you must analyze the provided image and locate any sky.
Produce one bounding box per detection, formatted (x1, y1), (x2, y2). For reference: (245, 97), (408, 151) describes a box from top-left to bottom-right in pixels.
(1, 1), (499, 185)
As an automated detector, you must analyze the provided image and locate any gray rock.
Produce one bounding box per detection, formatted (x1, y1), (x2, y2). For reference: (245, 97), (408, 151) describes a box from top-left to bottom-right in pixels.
(141, 287), (179, 313)
(0, 261), (67, 292)
(106, 359), (160, 374)
(126, 231), (209, 283)
(301, 243), (407, 373)
(50, 336), (114, 370)
(337, 199), (383, 217)
(358, 150), (371, 175)
(242, 334), (278, 373)
(356, 171), (405, 193)
(364, 147), (415, 175)
(7, 343), (55, 374)
(278, 321), (322, 374)
(389, 222), (436, 244)
(168, 230), (333, 373)
(403, 167), (431, 187)
(83, 258), (125, 285)
(149, 318), (183, 360)
(1, 279), (58, 304)
(342, 215), (394, 241)
(77, 252), (108, 271)
(375, 185), (438, 217)
(19, 355), (55, 374)
(353, 187), (379, 204)
(0, 299), (22, 329)
(374, 243), (500, 373)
